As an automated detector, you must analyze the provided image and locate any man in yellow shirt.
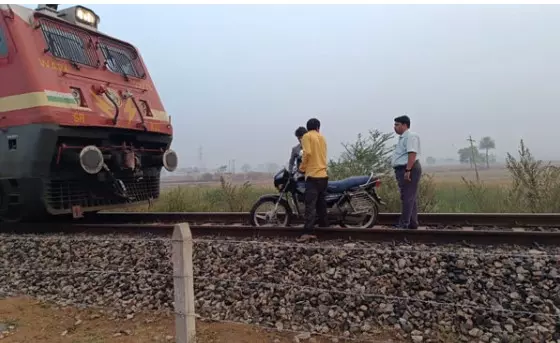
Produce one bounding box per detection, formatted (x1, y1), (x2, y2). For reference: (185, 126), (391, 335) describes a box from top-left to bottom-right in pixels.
(299, 118), (329, 234)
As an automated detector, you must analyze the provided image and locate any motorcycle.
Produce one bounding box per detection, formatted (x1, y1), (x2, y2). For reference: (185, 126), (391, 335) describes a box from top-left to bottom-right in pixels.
(249, 167), (385, 228)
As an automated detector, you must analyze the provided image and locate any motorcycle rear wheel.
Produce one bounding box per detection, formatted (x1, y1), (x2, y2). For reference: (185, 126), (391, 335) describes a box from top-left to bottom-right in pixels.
(339, 199), (379, 229)
(249, 196), (293, 227)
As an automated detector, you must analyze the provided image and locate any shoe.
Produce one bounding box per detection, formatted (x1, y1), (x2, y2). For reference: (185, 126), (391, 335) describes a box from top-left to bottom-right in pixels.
(392, 224), (410, 230)
(297, 234), (317, 242)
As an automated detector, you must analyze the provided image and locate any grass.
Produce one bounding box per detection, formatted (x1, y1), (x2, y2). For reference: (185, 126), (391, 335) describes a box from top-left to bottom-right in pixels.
(124, 141), (560, 214)
(124, 173), (518, 214)
(148, 180), (265, 213)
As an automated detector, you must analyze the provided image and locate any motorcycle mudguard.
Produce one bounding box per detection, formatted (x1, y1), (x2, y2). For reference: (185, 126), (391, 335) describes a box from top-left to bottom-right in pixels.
(256, 194), (284, 204)
(359, 182), (385, 206)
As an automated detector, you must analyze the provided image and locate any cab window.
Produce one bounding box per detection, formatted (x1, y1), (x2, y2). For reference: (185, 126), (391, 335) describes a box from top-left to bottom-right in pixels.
(39, 19), (97, 67)
(99, 39), (145, 78)
(0, 26), (8, 57)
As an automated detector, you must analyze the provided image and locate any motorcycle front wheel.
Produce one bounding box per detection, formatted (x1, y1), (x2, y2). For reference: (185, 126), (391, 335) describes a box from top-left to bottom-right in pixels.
(249, 196), (293, 227)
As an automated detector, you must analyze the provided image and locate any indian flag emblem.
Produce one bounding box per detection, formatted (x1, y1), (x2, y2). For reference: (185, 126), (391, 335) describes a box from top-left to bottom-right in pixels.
(44, 90), (78, 106)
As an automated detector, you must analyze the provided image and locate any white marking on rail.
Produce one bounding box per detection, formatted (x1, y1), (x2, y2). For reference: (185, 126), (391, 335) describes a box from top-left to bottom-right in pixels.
(463, 227), (474, 231)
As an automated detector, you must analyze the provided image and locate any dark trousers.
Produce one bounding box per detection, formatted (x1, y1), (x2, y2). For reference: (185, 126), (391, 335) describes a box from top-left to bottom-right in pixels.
(394, 161), (422, 229)
(304, 176), (329, 232)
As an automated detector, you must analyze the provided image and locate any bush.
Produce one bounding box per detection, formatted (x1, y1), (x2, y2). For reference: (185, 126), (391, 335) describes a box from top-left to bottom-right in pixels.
(456, 178), (512, 213)
(505, 140), (560, 212)
(152, 176), (270, 212)
(327, 129), (439, 213)
(376, 173), (438, 213)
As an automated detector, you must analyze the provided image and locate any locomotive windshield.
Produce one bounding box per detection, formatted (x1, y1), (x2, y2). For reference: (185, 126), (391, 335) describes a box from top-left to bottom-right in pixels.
(98, 41), (144, 78)
(40, 21), (93, 66)
(38, 17), (145, 78)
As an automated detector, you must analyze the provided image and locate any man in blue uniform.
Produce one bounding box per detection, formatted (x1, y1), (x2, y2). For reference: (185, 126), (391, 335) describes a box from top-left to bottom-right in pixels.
(391, 115), (422, 229)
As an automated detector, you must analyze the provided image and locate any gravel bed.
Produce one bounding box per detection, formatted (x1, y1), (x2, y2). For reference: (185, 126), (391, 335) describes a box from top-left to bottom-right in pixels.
(424, 225), (560, 232)
(0, 233), (559, 342)
(190, 222), (560, 231)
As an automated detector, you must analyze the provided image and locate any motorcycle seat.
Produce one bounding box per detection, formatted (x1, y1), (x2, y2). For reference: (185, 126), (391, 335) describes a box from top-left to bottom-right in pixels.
(327, 175), (372, 193)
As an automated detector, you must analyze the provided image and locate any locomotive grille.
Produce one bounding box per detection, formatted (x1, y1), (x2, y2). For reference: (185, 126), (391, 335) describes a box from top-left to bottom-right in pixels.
(44, 174), (160, 211)
(38, 18), (99, 68)
(347, 191), (375, 214)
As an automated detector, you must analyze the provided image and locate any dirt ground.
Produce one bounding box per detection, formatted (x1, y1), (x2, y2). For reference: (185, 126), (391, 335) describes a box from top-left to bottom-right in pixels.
(0, 297), (401, 343)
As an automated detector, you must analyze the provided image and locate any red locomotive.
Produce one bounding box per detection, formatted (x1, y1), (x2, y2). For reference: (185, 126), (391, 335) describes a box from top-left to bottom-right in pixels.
(0, 4), (178, 222)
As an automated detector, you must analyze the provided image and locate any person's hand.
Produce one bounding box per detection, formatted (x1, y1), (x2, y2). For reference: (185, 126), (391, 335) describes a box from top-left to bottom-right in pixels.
(405, 170), (411, 181)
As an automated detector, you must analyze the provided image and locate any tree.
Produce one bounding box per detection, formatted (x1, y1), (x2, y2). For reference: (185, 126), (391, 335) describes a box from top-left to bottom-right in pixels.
(426, 156), (436, 165)
(217, 165), (227, 173)
(328, 128), (438, 213)
(328, 129), (394, 179)
(458, 147), (484, 167)
(479, 136), (496, 169)
(458, 147), (473, 166)
(241, 164), (251, 173)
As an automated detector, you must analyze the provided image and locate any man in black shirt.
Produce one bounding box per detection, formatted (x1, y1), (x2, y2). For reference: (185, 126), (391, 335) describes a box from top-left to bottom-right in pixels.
(288, 126), (307, 174)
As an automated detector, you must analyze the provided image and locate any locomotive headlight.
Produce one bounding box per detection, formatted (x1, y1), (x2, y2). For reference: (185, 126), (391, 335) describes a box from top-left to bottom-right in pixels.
(79, 145), (104, 175)
(55, 5), (100, 29)
(162, 149), (178, 172)
(75, 6), (98, 27)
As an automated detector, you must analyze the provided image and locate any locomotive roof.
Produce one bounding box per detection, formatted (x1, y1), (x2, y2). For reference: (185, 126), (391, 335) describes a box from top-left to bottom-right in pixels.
(0, 4), (137, 49)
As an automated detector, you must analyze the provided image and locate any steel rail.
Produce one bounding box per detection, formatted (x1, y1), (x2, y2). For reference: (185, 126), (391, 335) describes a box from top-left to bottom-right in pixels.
(94, 212), (560, 228)
(2, 222), (560, 246)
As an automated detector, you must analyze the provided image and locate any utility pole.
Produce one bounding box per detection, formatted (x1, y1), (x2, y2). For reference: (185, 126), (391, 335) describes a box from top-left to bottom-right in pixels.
(226, 159), (236, 174)
(198, 146), (205, 171)
(467, 135), (480, 183)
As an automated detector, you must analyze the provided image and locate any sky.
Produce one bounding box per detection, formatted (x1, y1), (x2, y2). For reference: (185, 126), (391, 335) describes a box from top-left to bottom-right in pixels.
(26, 4), (560, 169)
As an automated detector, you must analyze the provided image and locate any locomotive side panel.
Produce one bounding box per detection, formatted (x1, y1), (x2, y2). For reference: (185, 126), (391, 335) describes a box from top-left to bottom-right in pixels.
(0, 8), (60, 185)
(0, 7), (64, 219)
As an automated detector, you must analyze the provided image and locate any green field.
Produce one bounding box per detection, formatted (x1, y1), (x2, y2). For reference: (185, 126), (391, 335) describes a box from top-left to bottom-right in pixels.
(147, 180), (496, 213)
(128, 137), (560, 214)
(128, 162), (559, 214)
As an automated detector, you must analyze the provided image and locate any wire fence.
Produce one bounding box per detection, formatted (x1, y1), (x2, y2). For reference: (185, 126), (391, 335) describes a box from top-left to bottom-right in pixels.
(1, 225), (560, 343)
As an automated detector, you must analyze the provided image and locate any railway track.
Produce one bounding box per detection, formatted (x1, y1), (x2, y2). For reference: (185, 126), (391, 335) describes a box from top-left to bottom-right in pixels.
(1, 212), (560, 246)
(2, 222), (560, 246)
(94, 211), (560, 228)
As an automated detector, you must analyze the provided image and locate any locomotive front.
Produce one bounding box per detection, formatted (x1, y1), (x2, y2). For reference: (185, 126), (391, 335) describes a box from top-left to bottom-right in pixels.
(0, 4), (178, 221)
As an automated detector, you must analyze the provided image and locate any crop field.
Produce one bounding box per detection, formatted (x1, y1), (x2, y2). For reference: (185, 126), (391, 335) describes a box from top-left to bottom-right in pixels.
(420, 164), (513, 184)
